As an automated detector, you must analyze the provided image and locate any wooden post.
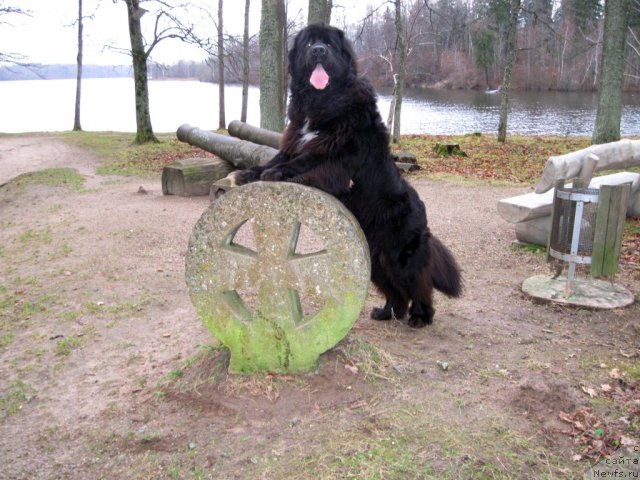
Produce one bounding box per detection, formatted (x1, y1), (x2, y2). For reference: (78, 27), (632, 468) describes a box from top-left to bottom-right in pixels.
(547, 179), (565, 264)
(591, 184), (631, 277)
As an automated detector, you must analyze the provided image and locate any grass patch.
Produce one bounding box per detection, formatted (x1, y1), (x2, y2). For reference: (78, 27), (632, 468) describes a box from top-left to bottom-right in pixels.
(335, 336), (409, 382)
(0, 288), (55, 327)
(0, 331), (14, 349)
(395, 133), (590, 184)
(626, 217), (640, 236)
(81, 298), (151, 321)
(0, 380), (35, 420)
(511, 242), (546, 255)
(242, 407), (575, 479)
(18, 227), (52, 246)
(10, 167), (85, 191)
(49, 242), (73, 260)
(55, 336), (82, 356)
(61, 131), (217, 177)
(162, 344), (231, 393)
(59, 131), (597, 184)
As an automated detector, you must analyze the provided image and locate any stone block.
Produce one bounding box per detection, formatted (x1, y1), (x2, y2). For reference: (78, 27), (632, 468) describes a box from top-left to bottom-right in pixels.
(208, 174), (236, 200)
(162, 157), (234, 196)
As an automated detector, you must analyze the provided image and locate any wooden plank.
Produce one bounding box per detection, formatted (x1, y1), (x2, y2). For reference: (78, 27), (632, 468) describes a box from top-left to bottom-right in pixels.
(547, 180), (565, 262)
(591, 184), (630, 276)
(605, 184), (630, 275)
(599, 187), (621, 276)
(591, 186), (611, 276)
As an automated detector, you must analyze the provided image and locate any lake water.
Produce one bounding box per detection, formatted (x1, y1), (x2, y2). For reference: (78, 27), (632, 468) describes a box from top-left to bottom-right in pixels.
(1, 77), (640, 136)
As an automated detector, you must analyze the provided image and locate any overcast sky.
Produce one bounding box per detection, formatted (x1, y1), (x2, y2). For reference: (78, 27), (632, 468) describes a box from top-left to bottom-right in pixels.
(0, 1), (375, 66)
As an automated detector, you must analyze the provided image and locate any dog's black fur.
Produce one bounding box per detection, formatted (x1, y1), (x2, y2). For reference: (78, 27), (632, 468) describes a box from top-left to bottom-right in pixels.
(236, 23), (462, 327)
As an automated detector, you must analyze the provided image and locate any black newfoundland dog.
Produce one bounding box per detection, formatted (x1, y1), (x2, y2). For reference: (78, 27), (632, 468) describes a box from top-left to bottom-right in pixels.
(235, 23), (462, 327)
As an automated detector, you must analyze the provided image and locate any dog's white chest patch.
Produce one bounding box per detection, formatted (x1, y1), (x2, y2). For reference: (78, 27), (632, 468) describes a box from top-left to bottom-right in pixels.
(298, 120), (319, 145)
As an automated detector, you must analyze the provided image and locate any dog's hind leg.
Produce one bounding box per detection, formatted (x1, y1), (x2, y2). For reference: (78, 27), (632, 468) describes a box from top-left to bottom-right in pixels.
(407, 269), (435, 328)
(408, 301), (435, 328)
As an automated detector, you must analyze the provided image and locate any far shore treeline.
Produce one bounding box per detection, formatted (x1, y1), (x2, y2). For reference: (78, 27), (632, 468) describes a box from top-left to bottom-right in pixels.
(4, 0), (640, 93)
(0, 64), (133, 81)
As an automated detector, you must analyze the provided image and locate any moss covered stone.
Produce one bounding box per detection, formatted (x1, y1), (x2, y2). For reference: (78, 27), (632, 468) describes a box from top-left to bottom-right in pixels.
(185, 182), (371, 373)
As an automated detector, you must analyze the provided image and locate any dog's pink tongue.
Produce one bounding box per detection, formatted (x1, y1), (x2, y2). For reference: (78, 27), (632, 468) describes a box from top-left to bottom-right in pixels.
(310, 64), (329, 90)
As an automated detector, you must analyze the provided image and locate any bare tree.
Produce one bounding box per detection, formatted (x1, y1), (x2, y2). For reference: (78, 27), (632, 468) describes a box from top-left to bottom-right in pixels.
(217, 0), (225, 130)
(123, 0), (157, 143)
(497, 0), (521, 143)
(260, 0), (286, 132)
(73, 0), (83, 131)
(592, 0), (632, 144)
(307, 0), (332, 24)
(0, 3), (31, 65)
(241, 0), (250, 122)
(116, 0), (198, 143)
(391, 0), (406, 144)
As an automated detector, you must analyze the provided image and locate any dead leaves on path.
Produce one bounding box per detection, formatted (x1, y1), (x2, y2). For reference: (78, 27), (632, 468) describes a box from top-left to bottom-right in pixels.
(558, 373), (640, 462)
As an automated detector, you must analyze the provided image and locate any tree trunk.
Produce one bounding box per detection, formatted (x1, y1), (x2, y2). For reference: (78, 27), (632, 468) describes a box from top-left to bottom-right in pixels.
(241, 0), (250, 123)
(387, 82), (396, 128)
(124, 0), (157, 144)
(392, 0), (406, 144)
(73, 0), (83, 131)
(592, 0), (631, 145)
(259, 0), (285, 132)
(497, 0), (520, 143)
(217, 0), (226, 130)
(307, 0), (331, 24)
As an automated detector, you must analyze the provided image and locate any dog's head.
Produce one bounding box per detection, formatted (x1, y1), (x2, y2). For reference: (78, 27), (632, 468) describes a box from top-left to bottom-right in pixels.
(289, 23), (358, 92)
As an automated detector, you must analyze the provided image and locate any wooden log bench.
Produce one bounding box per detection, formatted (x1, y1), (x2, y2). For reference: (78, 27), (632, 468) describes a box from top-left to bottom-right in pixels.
(498, 139), (640, 245)
(498, 171), (640, 245)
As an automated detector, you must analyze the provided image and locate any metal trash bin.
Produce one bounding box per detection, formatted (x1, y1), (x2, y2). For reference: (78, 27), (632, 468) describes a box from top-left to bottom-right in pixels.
(548, 186), (599, 283)
(547, 182), (631, 296)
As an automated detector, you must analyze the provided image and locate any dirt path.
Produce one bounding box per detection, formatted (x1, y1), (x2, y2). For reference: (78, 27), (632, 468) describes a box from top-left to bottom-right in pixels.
(0, 136), (638, 479)
(0, 136), (101, 186)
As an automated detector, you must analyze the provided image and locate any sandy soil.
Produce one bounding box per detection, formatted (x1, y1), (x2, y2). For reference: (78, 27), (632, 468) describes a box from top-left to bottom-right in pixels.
(0, 135), (638, 479)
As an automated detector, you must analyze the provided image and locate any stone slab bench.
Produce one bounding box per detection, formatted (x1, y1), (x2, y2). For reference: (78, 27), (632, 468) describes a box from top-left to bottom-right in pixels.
(498, 171), (640, 245)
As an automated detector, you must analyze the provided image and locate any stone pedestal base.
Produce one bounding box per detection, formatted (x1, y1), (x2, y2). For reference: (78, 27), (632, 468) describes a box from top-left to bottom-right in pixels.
(522, 274), (634, 309)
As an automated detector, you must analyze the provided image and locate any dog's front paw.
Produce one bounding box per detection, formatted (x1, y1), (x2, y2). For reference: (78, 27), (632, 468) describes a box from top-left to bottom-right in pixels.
(371, 302), (392, 321)
(235, 168), (261, 185)
(260, 168), (285, 181)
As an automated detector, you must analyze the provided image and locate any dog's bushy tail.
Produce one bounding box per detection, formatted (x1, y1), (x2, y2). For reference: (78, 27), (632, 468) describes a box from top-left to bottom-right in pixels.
(430, 236), (463, 297)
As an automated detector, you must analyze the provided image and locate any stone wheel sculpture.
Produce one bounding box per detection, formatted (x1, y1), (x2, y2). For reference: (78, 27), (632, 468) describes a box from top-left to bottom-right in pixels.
(185, 182), (371, 373)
